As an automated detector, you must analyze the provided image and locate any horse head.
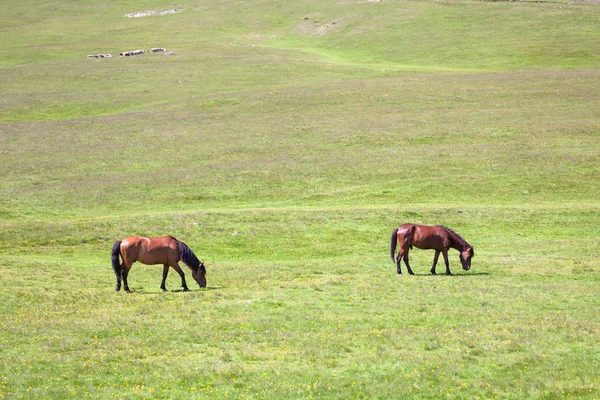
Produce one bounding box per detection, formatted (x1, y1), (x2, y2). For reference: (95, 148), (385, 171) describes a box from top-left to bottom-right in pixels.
(460, 247), (474, 271)
(193, 261), (207, 288)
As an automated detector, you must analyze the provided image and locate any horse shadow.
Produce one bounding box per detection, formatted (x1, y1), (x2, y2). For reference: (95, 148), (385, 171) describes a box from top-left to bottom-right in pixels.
(127, 286), (221, 294)
(407, 272), (489, 277)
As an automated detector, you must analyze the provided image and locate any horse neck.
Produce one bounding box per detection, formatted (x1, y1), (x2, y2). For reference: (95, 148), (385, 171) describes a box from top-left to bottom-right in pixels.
(446, 228), (469, 251)
(179, 241), (200, 272)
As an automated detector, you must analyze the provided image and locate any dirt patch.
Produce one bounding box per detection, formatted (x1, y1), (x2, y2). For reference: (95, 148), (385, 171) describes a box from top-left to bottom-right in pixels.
(294, 18), (343, 36)
(125, 9), (183, 18)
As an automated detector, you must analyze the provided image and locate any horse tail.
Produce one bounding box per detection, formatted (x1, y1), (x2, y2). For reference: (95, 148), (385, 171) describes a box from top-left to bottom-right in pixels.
(111, 240), (122, 277)
(178, 241), (201, 272)
(390, 228), (399, 262)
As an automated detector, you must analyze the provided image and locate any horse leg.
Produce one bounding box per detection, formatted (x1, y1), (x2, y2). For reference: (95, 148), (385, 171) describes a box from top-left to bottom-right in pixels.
(442, 249), (451, 275)
(431, 251), (440, 275)
(396, 250), (404, 274)
(403, 253), (415, 275)
(171, 263), (189, 291)
(122, 263), (133, 292)
(160, 265), (169, 291)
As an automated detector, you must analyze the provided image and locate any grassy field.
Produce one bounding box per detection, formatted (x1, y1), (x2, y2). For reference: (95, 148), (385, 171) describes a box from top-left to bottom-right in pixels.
(1, 0), (599, 398)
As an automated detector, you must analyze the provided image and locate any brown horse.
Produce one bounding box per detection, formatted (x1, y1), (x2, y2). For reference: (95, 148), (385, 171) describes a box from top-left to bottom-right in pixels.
(111, 236), (206, 292)
(390, 224), (474, 275)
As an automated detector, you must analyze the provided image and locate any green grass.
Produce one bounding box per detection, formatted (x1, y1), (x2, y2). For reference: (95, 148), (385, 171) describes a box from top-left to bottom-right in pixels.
(1, 0), (599, 398)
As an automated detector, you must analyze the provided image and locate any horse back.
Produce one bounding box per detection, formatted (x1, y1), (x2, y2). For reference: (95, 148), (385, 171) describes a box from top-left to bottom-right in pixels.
(120, 236), (180, 266)
(399, 224), (449, 250)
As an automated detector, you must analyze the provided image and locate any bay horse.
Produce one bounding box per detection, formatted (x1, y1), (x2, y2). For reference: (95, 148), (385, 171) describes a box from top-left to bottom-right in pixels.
(390, 224), (474, 275)
(111, 236), (206, 292)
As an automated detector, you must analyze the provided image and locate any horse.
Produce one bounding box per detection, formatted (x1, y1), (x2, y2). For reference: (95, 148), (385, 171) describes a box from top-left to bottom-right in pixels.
(111, 236), (206, 292)
(390, 224), (474, 275)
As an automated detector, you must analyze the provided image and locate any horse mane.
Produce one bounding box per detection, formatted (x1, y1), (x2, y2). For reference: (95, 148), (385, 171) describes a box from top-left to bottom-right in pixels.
(443, 226), (472, 251)
(177, 241), (202, 272)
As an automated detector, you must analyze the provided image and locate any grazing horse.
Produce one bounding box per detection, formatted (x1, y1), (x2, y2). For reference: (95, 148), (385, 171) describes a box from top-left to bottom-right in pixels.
(390, 224), (474, 275)
(111, 236), (206, 292)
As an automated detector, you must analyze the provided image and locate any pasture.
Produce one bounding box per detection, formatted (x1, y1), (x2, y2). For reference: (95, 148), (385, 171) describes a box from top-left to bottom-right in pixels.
(1, 0), (599, 398)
